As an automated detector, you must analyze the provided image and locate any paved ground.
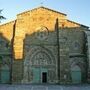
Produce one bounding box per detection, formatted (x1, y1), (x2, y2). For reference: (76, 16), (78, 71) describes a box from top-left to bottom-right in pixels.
(0, 84), (90, 90)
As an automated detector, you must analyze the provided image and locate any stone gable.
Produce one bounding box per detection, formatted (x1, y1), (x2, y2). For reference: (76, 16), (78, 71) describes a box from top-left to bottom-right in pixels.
(0, 6), (89, 59)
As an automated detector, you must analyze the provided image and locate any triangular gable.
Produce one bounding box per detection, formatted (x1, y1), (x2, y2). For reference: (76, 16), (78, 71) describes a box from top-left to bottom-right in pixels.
(17, 6), (67, 17)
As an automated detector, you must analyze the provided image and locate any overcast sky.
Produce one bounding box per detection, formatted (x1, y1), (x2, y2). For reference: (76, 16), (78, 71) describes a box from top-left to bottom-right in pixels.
(0, 0), (90, 27)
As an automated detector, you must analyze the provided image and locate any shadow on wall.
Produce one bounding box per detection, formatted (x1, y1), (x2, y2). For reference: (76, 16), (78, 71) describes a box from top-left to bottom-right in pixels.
(0, 33), (12, 84)
(22, 24), (88, 84)
(0, 18), (88, 84)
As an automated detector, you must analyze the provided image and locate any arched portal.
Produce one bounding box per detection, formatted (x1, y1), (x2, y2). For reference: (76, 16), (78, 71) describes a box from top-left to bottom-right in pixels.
(71, 65), (81, 83)
(0, 64), (10, 83)
(22, 47), (56, 83)
(0, 56), (10, 84)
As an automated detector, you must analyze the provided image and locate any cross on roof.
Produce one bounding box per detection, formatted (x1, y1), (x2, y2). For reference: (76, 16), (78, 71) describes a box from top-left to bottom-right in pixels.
(40, 0), (46, 6)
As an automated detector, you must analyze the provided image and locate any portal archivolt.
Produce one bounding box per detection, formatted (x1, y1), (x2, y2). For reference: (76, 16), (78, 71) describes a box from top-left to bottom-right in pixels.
(22, 46), (56, 83)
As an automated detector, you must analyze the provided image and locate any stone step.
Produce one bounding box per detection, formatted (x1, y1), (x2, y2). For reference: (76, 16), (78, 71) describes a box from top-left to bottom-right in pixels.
(0, 85), (90, 90)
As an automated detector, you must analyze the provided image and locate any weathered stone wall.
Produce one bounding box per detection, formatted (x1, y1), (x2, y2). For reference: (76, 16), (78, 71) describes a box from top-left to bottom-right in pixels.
(12, 60), (23, 84)
(13, 7), (82, 60)
(13, 7), (67, 59)
(22, 28), (86, 84)
(0, 21), (15, 41)
(22, 30), (58, 83)
(0, 7), (87, 60)
(65, 20), (80, 28)
(58, 29), (86, 84)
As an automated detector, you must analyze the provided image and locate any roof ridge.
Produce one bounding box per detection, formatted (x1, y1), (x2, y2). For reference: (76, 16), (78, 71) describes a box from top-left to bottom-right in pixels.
(40, 6), (67, 16)
(67, 19), (89, 28)
(17, 6), (67, 16)
(0, 20), (15, 26)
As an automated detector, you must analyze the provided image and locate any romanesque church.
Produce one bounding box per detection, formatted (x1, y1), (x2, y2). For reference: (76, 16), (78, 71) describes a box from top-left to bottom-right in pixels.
(0, 6), (90, 84)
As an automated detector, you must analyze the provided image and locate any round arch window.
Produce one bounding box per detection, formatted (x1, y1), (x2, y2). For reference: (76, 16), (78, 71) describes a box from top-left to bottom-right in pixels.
(35, 26), (49, 40)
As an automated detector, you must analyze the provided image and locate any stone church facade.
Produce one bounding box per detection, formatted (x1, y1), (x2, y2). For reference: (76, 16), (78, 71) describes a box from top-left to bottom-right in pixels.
(0, 6), (90, 84)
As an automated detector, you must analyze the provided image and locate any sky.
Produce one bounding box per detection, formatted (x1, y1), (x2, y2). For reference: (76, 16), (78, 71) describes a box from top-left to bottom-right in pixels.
(0, 0), (90, 27)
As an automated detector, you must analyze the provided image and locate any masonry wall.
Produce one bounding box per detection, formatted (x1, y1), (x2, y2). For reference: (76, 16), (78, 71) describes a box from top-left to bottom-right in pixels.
(59, 29), (87, 84)
(0, 21), (15, 41)
(13, 7), (82, 60)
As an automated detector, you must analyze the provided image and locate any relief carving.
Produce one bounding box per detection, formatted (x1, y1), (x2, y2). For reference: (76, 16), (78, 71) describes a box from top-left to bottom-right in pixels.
(35, 26), (49, 41)
(22, 46), (56, 83)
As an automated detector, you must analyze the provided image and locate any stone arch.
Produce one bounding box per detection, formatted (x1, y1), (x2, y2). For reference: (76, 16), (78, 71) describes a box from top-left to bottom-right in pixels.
(71, 59), (86, 73)
(24, 46), (56, 66)
(71, 65), (81, 71)
(30, 51), (53, 65)
(22, 46), (56, 83)
(70, 57), (87, 83)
